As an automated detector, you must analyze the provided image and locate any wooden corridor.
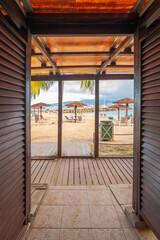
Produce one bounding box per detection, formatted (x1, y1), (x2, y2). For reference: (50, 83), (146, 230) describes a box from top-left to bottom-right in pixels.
(31, 142), (92, 157)
(31, 157), (133, 186)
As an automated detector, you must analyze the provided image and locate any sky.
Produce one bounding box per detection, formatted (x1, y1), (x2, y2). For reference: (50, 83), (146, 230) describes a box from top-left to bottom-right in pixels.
(31, 80), (134, 105)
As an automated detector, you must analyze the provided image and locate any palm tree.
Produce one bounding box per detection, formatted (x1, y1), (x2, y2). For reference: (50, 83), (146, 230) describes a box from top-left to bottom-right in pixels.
(31, 81), (54, 99)
(80, 80), (94, 93)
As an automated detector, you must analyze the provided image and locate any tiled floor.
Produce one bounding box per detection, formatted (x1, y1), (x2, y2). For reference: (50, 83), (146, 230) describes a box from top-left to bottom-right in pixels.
(27, 185), (143, 240)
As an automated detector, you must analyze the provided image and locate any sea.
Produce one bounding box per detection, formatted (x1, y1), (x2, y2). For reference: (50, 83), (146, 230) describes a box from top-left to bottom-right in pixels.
(85, 109), (134, 117)
(42, 104), (134, 118)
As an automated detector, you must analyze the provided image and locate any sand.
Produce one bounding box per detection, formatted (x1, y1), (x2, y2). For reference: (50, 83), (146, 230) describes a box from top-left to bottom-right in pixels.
(31, 112), (133, 155)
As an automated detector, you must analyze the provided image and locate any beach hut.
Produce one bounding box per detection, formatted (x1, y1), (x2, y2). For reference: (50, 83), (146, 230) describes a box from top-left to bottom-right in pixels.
(113, 98), (134, 121)
(31, 102), (51, 119)
(65, 102), (87, 122)
(108, 104), (126, 121)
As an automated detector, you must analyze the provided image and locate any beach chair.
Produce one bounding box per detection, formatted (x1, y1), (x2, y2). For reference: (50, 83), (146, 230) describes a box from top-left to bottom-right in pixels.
(65, 115), (75, 122)
(120, 117), (128, 126)
(108, 116), (114, 120)
(78, 116), (82, 121)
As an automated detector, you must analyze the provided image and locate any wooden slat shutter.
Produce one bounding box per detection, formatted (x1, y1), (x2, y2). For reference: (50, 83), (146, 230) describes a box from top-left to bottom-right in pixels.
(0, 15), (31, 240)
(140, 24), (160, 238)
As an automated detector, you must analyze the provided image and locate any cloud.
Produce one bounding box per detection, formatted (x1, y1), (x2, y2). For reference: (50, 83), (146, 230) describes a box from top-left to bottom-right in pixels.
(31, 80), (133, 104)
(99, 80), (134, 98)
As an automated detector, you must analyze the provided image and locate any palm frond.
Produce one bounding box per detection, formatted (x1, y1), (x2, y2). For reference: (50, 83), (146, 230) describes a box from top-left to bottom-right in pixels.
(31, 81), (54, 99)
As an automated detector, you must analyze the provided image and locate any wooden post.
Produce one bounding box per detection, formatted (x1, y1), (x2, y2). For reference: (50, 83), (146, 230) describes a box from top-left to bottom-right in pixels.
(94, 77), (99, 158)
(40, 106), (43, 119)
(132, 27), (141, 218)
(75, 106), (77, 123)
(58, 79), (62, 157)
(118, 108), (120, 121)
(25, 29), (31, 223)
(126, 103), (128, 121)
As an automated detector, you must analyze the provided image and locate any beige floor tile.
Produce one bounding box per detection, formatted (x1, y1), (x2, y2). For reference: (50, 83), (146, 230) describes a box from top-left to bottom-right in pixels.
(64, 190), (88, 205)
(60, 229), (92, 240)
(109, 184), (132, 190)
(88, 190), (113, 206)
(28, 229), (59, 240)
(111, 188), (132, 205)
(110, 194), (119, 206)
(89, 206), (121, 228)
(87, 185), (108, 190)
(92, 229), (126, 240)
(61, 206), (91, 228)
(33, 206), (63, 228)
(115, 205), (132, 228)
(42, 190), (65, 206)
(123, 229), (139, 240)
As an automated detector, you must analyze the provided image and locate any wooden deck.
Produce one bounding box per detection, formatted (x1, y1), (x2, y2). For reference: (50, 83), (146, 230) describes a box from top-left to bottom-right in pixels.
(31, 142), (92, 157)
(31, 157), (133, 186)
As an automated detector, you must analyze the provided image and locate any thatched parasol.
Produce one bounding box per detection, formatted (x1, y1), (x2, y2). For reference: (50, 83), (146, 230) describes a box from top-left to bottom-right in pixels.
(108, 104), (126, 121)
(31, 102), (50, 118)
(65, 101), (87, 122)
(113, 98), (134, 121)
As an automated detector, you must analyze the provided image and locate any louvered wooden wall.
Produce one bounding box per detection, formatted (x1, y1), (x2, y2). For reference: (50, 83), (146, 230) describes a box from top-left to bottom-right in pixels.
(0, 16), (31, 240)
(140, 24), (160, 238)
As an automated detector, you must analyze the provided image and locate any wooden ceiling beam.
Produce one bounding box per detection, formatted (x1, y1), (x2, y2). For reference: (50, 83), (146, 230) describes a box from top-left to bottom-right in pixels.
(31, 51), (134, 57)
(110, 37), (121, 49)
(31, 65), (134, 70)
(131, 0), (147, 13)
(140, 0), (160, 28)
(0, 0), (26, 29)
(32, 37), (61, 75)
(30, 24), (135, 36)
(139, 0), (155, 17)
(96, 36), (133, 75)
(31, 73), (134, 81)
(21, 0), (33, 13)
(28, 13), (138, 25)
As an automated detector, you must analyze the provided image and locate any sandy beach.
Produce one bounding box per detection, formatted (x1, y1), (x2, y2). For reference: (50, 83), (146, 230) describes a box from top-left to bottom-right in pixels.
(31, 112), (133, 155)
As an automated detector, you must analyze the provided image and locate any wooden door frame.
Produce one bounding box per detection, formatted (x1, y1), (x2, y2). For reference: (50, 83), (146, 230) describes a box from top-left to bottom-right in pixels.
(25, 28), (31, 223)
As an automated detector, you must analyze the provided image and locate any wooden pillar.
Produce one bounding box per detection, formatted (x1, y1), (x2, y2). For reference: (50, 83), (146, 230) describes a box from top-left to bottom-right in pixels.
(132, 27), (141, 217)
(25, 29), (31, 223)
(94, 77), (99, 158)
(58, 79), (62, 157)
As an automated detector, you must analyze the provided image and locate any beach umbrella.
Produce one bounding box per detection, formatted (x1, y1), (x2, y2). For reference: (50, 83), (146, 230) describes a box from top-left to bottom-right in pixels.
(108, 104), (126, 121)
(31, 102), (50, 119)
(65, 101), (87, 122)
(113, 98), (134, 121)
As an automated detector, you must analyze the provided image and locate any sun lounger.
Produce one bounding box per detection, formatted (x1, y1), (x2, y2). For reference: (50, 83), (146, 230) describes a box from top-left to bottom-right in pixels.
(65, 115), (75, 121)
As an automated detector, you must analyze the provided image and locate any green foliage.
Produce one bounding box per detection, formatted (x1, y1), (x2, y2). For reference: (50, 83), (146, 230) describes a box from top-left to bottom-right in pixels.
(80, 80), (94, 93)
(31, 81), (54, 99)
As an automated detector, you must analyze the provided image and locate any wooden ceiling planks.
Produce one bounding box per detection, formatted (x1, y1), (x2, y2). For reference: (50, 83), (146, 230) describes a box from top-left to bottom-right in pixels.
(23, 1), (140, 76)
(31, 35), (134, 75)
(30, 0), (139, 13)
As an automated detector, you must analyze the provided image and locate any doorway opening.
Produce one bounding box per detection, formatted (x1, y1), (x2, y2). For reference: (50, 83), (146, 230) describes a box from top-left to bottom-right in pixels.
(62, 80), (95, 156)
(99, 80), (134, 157)
(31, 81), (58, 158)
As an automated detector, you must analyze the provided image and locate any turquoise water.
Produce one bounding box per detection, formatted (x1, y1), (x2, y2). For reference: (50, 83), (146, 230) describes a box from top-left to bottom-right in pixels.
(84, 109), (134, 118)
